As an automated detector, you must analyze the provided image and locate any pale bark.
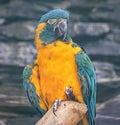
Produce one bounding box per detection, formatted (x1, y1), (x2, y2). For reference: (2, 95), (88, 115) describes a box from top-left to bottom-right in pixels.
(36, 101), (87, 125)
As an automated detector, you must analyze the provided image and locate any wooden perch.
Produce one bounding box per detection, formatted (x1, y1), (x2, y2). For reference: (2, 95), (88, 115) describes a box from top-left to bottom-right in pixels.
(36, 101), (87, 125)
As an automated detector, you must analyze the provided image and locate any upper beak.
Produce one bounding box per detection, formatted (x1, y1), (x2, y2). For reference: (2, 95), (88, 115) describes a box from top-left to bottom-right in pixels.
(54, 19), (68, 40)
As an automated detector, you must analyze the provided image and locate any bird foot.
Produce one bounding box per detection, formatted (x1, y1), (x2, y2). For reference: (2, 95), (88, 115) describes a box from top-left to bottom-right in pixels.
(53, 99), (61, 116)
(66, 87), (75, 100)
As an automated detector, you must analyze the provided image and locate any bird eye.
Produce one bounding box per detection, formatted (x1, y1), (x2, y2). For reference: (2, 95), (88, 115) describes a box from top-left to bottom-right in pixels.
(47, 19), (57, 24)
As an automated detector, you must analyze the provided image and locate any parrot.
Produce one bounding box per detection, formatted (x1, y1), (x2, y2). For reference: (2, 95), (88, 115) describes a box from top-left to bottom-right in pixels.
(23, 9), (96, 125)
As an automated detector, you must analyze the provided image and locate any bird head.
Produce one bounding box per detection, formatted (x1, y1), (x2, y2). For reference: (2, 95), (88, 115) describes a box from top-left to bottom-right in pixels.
(35, 9), (71, 47)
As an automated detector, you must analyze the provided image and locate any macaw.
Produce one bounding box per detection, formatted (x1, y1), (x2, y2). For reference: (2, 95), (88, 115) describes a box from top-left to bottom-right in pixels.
(23, 9), (96, 125)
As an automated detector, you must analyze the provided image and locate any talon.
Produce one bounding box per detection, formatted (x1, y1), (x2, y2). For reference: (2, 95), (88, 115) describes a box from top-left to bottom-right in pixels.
(66, 87), (75, 100)
(53, 99), (61, 116)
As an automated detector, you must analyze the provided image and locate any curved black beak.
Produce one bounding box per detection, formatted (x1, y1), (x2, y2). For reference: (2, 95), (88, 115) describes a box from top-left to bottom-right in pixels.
(54, 19), (68, 40)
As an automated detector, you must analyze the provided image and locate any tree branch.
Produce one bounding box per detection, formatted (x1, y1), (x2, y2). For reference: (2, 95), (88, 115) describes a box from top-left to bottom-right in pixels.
(36, 101), (87, 125)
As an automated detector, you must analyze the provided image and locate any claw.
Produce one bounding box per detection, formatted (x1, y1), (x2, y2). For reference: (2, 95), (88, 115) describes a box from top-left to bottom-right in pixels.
(53, 99), (61, 116)
(66, 87), (75, 100)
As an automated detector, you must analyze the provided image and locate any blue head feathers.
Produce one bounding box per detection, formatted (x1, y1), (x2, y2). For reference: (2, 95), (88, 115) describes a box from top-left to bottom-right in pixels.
(39, 9), (69, 23)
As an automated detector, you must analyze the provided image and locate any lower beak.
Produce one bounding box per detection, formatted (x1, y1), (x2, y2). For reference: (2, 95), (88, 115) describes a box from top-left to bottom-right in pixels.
(54, 19), (68, 40)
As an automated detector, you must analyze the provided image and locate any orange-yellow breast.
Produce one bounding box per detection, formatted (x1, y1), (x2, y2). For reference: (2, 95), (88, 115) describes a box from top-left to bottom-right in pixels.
(36, 41), (84, 110)
(34, 23), (88, 125)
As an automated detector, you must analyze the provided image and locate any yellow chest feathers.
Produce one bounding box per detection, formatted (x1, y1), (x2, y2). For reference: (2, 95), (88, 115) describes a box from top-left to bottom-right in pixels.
(37, 41), (81, 81)
(37, 41), (83, 107)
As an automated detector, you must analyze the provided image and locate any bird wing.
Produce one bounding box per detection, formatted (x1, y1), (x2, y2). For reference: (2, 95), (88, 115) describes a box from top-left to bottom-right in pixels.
(23, 64), (45, 115)
(75, 49), (96, 125)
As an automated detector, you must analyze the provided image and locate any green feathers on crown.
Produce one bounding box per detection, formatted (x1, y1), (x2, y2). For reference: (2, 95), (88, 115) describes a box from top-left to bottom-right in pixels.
(39, 9), (69, 23)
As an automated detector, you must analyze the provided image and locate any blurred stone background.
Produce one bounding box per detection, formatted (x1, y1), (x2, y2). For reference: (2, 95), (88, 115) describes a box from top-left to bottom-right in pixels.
(0, 0), (120, 125)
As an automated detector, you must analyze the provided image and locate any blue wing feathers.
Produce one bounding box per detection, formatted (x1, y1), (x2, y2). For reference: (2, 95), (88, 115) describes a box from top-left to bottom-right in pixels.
(75, 50), (96, 125)
(23, 65), (45, 115)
